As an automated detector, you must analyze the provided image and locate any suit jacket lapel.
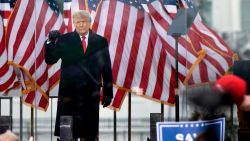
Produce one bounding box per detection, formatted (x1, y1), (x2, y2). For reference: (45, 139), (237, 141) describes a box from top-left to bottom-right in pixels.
(72, 31), (82, 49)
(71, 31), (88, 55)
(85, 30), (97, 56)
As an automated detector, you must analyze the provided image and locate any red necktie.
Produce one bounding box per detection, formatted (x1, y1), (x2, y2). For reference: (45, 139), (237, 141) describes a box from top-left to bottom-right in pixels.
(82, 36), (87, 53)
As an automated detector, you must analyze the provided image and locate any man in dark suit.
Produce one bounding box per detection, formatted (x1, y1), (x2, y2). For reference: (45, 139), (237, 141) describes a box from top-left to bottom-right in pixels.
(45, 10), (113, 141)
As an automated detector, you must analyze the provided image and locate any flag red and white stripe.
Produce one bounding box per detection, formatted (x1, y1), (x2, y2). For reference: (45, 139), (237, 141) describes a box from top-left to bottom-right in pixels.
(92, 0), (177, 109)
(0, 6), (19, 96)
(142, 0), (235, 85)
(5, 0), (66, 110)
(179, 0), (235, 83)
(63, 0), (71, 29)
(0, 1), (11, 27)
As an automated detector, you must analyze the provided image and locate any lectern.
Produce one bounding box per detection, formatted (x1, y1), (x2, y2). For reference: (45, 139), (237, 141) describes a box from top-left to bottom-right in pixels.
(168, 8), (198, 121)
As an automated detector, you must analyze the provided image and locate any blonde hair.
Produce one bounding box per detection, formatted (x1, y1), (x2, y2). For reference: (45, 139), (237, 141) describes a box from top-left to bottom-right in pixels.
(72, 10), (91, 23)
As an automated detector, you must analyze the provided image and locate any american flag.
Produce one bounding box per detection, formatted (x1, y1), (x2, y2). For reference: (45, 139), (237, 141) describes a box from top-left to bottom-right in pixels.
(5, 0), (66, 110)
(92, 0), (177, 109)
(0, 2), (19, 96)
(141, 0), (235, 86)
(63, 0), (72, 29)
(179, 0), (236, 83)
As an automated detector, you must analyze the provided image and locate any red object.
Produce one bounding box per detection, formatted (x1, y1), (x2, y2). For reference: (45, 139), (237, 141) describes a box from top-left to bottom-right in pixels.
(82, 36), (87, 53)
(214, 74), (247, 105)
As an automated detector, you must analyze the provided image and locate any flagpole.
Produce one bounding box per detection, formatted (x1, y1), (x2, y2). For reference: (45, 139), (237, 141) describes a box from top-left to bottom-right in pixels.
(128, 92), (131, 141)
(114, 111), (117, 141)
(51, 98), (53, 141)
(174, 36), (180, 122)
(168, 5), (198, 122)
(161, 104), (164, 121)
(20, 97), (23, 141)
(31, 107), (34, 138)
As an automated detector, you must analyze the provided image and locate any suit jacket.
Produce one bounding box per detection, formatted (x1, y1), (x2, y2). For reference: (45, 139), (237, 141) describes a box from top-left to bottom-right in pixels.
(45, 30), (113, 99)
(45, 30), (113, 138)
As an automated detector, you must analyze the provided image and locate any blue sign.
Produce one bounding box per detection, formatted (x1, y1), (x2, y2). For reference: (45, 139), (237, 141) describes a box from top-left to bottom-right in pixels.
(156, 118), (225, 141)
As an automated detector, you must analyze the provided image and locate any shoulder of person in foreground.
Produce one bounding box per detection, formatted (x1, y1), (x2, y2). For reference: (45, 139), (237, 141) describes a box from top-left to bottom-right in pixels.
(239, 95), (250, 111)
(0, 130), (19, 141)
(188, 74), (248, 112)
